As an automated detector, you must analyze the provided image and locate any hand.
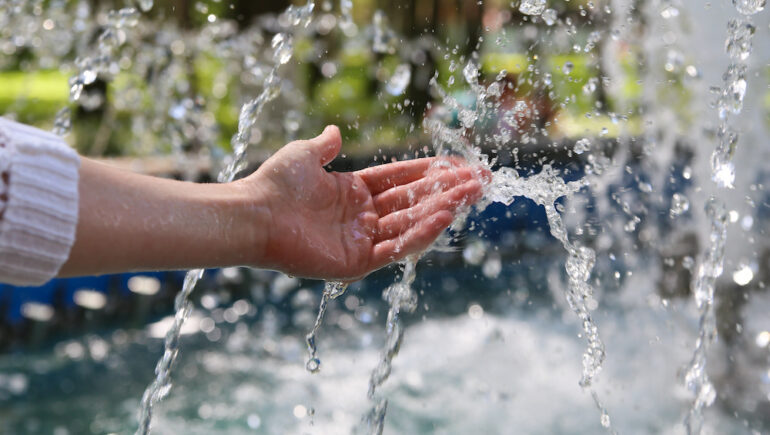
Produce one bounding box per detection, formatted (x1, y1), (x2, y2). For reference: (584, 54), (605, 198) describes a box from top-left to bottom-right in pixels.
(238, 125), (484, 281)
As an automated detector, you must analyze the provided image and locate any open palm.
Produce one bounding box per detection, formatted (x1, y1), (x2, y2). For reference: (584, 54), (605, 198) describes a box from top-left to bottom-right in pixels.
(241, 126), (483, 281)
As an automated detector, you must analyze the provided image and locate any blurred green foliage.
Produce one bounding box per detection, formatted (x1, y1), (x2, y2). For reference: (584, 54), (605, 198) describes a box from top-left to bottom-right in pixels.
(0, 71), (69, 123)
(0, 0), (655, 157)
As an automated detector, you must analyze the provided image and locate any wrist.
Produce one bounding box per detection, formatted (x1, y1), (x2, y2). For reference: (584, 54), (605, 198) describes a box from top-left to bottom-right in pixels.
(227, 177), (272, 268)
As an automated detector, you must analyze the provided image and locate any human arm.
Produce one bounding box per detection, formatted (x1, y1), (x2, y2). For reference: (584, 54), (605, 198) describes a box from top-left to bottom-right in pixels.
(60, 126), (484, 280)
(58, 157), (266, 276)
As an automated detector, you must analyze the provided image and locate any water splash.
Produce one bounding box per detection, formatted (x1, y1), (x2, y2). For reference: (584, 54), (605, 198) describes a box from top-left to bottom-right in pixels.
(421, 65), (616, 432)
(53, 5), (142, 136)
(487, 165), (609, 389)
(354, 58), (617, 430)
(519, 0), (547, 16)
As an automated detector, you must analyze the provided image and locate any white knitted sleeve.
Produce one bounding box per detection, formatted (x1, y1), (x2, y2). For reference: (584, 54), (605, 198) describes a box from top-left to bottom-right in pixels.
(0, 117), (80, 286)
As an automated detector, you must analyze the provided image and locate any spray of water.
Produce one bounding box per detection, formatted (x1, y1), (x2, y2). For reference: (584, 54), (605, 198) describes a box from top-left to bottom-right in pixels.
(53, 6), (142, 136)
(331, 51), (618, 431)
(683, 3), (763, 433)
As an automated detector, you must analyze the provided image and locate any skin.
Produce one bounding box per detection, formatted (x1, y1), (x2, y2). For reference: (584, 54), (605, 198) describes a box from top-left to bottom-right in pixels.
(59, 125), (485, 281)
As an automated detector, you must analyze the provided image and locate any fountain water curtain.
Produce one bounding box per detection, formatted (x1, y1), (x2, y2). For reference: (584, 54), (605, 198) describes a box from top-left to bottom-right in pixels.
(1, 0), (768, 433)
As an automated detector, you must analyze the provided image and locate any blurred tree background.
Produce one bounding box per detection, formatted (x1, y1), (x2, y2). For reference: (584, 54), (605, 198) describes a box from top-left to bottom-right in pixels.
(0, 0), (687, 163)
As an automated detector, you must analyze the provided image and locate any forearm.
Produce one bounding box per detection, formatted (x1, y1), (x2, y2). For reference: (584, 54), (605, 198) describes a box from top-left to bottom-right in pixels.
(59, 158), (269, 277)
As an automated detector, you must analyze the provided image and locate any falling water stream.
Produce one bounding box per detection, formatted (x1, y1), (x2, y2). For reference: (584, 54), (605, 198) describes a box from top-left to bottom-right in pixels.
(305, 281), (348, 373)
(683, 1), (764, 434)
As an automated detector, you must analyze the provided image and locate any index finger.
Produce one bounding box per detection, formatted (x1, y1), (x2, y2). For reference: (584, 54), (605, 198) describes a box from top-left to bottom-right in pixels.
(356, 157), (435, 195)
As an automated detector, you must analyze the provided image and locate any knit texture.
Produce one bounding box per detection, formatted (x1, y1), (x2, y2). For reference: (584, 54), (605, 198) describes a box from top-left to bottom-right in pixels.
(0, 117), (80, 286)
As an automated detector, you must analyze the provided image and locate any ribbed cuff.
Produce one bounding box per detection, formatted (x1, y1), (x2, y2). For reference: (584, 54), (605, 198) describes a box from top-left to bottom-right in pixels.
(0, 117), (80, 287)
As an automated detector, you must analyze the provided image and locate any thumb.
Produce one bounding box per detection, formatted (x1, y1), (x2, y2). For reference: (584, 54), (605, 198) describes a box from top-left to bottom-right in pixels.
(308, 125), (342, 166)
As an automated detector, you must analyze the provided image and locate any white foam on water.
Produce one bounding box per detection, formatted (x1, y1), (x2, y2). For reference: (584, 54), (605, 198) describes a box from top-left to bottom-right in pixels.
(148, 306), (753, 435)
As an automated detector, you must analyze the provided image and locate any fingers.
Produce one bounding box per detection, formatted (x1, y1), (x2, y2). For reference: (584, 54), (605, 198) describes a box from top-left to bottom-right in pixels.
(357, 158), (435, 195)
(369, 211), (453, 272)
(372, 166), (478, 215)
(358, 155), (492, 197)
(375, 180), (482, 242)
(306, 125), (342, 166)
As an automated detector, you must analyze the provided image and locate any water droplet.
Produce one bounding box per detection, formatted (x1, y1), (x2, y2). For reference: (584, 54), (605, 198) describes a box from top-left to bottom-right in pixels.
(482, 254), (502, 279)
(169, 103), (186, 120)
(562, 61), (574, 74)
(110, 8), (140, 28)
(519, 0), (547, 16)
(463, 61), (479, 86)
(725, 19), (755, 60)
(137, 0), (154, 12)
(69, 81), (84, 101)
(670, 193), (690, 216)
(584, 31), (602, 51)
(711, 156), (736, 189)
(732, 0), (765, 15)
(574, 138), (591, 155)
(638, 181), (653, 193)
(755, 331), (770, 348)
(624, 216), (641, 232)
(582, 78), (598, 95)
(542, 8), (558, 25)
(718, 64), (747, 118)
(463, 240), (486, 266)
(247, 414), (262, 429)
(283, 110), (302, 133)
(660, 5), (679, 19)
(467, 303), (484, 319)
(386, 64), (412, 96)
(271, 33), (294, 65)
(732, 264), (754, 286)
(82, 69), (97, 85)
(600, 412), (611, 428)
(503, 105), (524, 128)
(682, 256), (695, 269)
(293, 404), (308, 418)
(53, 108), (72, 136)
(306, 358), (321, 373)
